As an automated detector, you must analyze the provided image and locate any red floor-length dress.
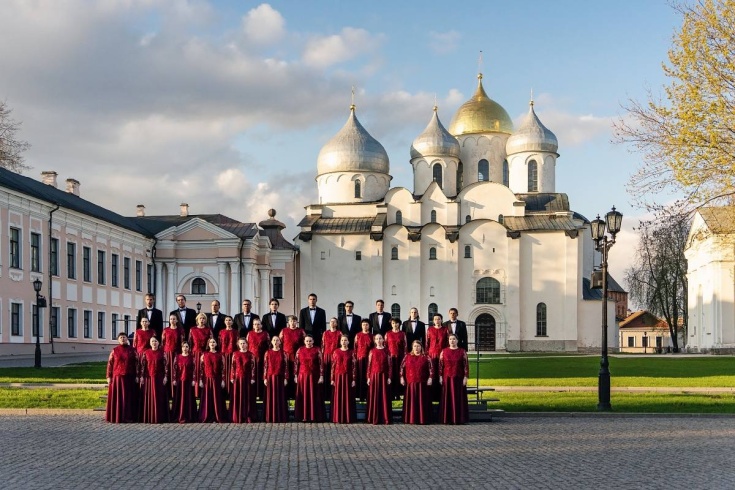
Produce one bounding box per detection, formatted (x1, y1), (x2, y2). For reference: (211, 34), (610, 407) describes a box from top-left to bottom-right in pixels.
(321, 329), (341, 401)
(439, 347), (470, 424)
(189, 326), (212, 399)
(331, 348), (357, 424)
(161, 327), (183, 400)
(294, 346), (325, 422)
(133, 328), (156, 355)
(230, 350), (257, 423)
(247, 329), (270, 401)
(219, 328), (239, 400)
(171, 353), (197, 423)
(353, 332), (373, 401)
(139, 348), (169, 424)
(401, 353), (433, 425)
(366, 347), (392, 425)
(425, 326), (448, 401)
(385, 330), (407, 400)
(198, 351), (229, 423)
(263, 349), (289, 423)
(280, 327), (305, 400)
(105, 344), (138, 423)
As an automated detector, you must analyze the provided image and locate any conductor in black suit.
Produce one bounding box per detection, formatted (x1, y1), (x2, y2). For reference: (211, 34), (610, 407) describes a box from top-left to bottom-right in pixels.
(368, 299), (390, 335)
(169, 294), (197, 339)
(444, 307), (469, 351)
(338, 300), (362, 343)
(206, 300), (227, 338)
(233, 299), (260, 337)
(136, 293), (164, 338)
(298, 293), (327, 347)
(261, 298), (287, 337)
(402, 306), (426, 348)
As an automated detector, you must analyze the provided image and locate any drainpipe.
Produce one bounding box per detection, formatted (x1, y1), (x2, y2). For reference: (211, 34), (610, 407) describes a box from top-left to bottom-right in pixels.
(151, 238), (158, 300)
(238, 237), (245, 303)
(48, 203), (60, 354)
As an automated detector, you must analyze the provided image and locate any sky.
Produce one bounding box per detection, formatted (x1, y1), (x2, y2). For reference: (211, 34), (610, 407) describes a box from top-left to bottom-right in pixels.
(0, 0), (684, 294)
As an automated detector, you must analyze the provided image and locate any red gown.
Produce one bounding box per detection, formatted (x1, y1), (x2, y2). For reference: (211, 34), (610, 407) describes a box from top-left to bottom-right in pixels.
(230, 351), (257, 423)
(247, 329), (270, 401)
(321, 329), (341, 400)
(105, 345), (138, 423)
(401, 354), (433, 424)
(161, 327), (183, 399)
(198, 351), (229, 423)
(263, 349), (289, 423)
(331, 349), (357, 424)
(171, 354), (197, 423)
(385, 330), (407, 400)
(353, 332), (373, 401)
(138, 349), (169, 424)
(133, 328), (156, 355)
(189, 326), (212, 398)
(425, 326), (448, 401)
(219, 328), (239, 399)
(366, 347), (392, 425)
(280, 327), (305, 399)
(294, 347), (325, 422)
(439, 347), (470, 424)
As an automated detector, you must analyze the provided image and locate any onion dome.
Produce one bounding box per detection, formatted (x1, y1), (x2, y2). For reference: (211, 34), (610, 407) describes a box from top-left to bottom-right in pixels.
(317, 105), (390, 175)
(505, 100), (559, 155)
(410, 106), (460, 159)
(448, 74), (514, 136)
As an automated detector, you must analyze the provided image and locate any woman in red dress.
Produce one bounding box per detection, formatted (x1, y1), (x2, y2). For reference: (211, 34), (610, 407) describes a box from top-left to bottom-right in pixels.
(171, 341), (197, 423)
(230, 338), (257, 423)
(425, 313), (448, 402)
(366, 333), (392, 425)
(385, 317), (407, 400)
(139, 337), (169, 424)
(439, 333), (470, 424)
(331, 335), (357, 424)
(105, 332), (138, 423)
(161, 313), (183, 400)
(263, 336), (289, 423)
(133, 317), (156, 356)
(321, 317), (341, 401)
(400, 340), (433, 425)
(279, 315), (305, 400)
(246, 319), (270, 401)
(294, 335), (325, 422)
(189, 312), (213, 399)
(353, 319), (373, 402)
(198, 338), (229, 423)
(218, 315), (238, 400)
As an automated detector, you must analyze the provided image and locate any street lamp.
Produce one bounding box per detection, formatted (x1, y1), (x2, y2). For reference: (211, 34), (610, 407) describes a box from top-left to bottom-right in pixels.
(32, 278), (44, 369)
(590, 206), (623, 411)
(196, 302), (202, 313)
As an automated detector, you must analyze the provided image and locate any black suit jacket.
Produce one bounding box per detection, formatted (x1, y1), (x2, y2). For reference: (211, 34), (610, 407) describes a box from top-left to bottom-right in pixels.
(234, 312), (260, 337)
(136, 308), (164, 338)
(261, 311), (288, 337)
(298, 306), (327, 346)
(368, 311), (390, 335)
(444, 320), (469, 351)
(338, 313), (362, 344)
(207, 312), (228, 338)
(402, 319), (426, 348)
(170, 307), (197, 338)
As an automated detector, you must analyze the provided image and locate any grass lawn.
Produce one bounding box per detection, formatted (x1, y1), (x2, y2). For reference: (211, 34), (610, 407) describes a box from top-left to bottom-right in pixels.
(0, 387), (104, 409)
(0, 362), (106, 384)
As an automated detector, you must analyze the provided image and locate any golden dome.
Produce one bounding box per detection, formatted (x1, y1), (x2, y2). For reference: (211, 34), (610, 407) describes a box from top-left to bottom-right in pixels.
(448, 74), (513, 136)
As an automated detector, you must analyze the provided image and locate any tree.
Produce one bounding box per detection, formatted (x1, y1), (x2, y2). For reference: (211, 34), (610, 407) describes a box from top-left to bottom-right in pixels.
(625, 210), (689, 352)
(614, 0), (735, 211)
(0, 100), (30, 173)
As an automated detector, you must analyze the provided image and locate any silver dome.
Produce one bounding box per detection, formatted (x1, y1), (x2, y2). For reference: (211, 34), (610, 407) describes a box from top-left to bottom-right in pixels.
(317, 107), (390, 175)
(506, 102), (558, 155)
(410, 108), (460, 159)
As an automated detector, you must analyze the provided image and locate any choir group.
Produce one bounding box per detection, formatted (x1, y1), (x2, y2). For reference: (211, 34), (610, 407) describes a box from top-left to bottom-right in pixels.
(105, 293), (470, 425)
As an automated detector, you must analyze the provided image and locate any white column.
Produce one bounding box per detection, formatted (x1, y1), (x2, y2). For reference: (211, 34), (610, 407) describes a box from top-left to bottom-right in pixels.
(167, 263), (176, 314)
(259, 268), (271, 314)
(230, 260), (240, 316)
(218, 262), (228, 313)
(155, 262), (164, 310)
(244, 262), (254, 303)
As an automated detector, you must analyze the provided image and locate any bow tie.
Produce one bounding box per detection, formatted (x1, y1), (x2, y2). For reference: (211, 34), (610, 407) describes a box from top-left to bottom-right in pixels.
(245, 314), (250, 317)
(347, 315), (352, 317)
(179, 309), (186, 311)
(310, 308), (316, 311)
(146, 309), (152, 311)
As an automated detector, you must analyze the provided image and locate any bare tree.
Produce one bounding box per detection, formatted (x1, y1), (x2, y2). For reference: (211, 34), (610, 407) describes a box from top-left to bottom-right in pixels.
(0, 100), (31, 173)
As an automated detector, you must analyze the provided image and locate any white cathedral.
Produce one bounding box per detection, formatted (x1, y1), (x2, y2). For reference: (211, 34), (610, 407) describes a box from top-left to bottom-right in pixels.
(295, 74), (617, 352)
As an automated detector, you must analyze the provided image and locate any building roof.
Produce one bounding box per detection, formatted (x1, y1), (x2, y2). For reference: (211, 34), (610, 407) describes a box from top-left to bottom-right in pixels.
(504, 215), (579, 232)
(309, 217), (375, 234)
(133, 214), (259, 239)
(517, 193), (569, 213)
(698, 206), (735, 234)
(506, 101), (558, 155)
(448, 74), (513, 135)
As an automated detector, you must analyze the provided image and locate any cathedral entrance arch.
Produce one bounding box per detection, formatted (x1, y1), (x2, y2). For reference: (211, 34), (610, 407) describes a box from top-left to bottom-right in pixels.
(475, 313), (496, 351)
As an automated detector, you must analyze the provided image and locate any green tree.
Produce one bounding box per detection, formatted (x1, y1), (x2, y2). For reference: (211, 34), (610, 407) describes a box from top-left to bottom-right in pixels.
(0, 100), (30, 173)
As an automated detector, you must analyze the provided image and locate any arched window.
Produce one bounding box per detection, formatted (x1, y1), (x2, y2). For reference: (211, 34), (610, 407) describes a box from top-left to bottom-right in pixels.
(476, 277), (501, 304)
(391, 285), (397, 295)
(528, 160), (538, 192)
(465, 215), (471, 224)
(430, 210), (437, 223)
(433, 163), (443, 188)
(456, 161), (463, 194)
(428, 303), (438, 321)
(464, 245), (471, 258)
(537, 303), (547, 336)
(391, 303), (401, 320)
(478, 159), (489, 181)
(337, 303), (345, 318)
(502, 159), (509, 186)
(498, 214), (504, 224)
(395, 210), (402, 225)
(191, 277), (206, 295)
(354, 180), (361, 198)
(391, 246), (398, 260)
(429, 247), (437, 260)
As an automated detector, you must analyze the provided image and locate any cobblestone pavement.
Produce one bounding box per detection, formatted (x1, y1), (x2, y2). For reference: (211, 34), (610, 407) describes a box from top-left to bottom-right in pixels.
(1, 412), (734, 489)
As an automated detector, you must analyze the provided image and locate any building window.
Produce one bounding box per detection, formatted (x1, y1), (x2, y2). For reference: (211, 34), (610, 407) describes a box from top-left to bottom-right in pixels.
(67, 242), (76, 279)
(147, 264), (153, 294)
(51, 307), (60, 338)
(111, 254), (119, 287)
(627, 336), (635, 348)
(395, 210), (402, 225)
(456, 161), (463, 194)
(433, 163), (443, 188)
(111, 313), (119, 339)
(391, 303), (401, 319)
(391, 285), (397, 295)
(123, 257), (131, 289)
(464, 245), (471, 258)
(430, 210), (437, 223)
(11, 303), (22, 336)
(50, 238), (59, 276)
(68, 308), (77, 338)
(428, 303), (438, 320)
(528, 159), (538, 192)
(97, 250), (105, 285)
(31, 232), (41, 272)
(354, 180), (361, 198)
(135, 260), (142, 292)
(9, 227), (20, 269)
(465, 215), (471, 224)
(337, 303), (345, 318)
(498, 214), (504, 224)
(476, 277), (501, 304)
(273, 276), (283, 299)
(355, 251), (362, 261)
(83, 310), (92, 338)
(320, 251), (326, 260)
(32, 304), (41, 337)
(429, 247), (437, 260)
(123, 314), (131, 335)
(391, 247), (398, 260)
(191, 277), (206, 295)
(502, 159), (509, 186)
(83, 246), (91, 282)
(536, 303), (547, 336)
(478, 159), (489, 181)
(642, 335), (649, 348)
(98, 312), (105, 339)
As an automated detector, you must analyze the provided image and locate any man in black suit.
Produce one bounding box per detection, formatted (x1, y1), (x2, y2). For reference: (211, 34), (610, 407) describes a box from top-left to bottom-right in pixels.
(233, 299), (259, 337)
(170, 294), (197, 339)
(402, 306), (426, 348)
(136, 293), (164, 338)
(338, 300), (362, 344)
(444, 307), (469, 351)
(298, 293), (327, 347)
(368, 299), (389, 335)
(206, 300), (227, 338)
(261, 298), (287, 337)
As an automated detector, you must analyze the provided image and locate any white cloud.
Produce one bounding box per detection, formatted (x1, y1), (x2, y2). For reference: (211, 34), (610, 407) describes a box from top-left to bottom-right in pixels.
(242, 3), (285, 45)
(428, 30), (461, 55)
(302, 27), (383, 68)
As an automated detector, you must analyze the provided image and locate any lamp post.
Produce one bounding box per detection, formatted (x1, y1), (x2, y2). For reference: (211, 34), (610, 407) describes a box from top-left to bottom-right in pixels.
(33, 278), (43, 369)
(590, 206), (623, 411)
(196, 302), (202, 314)
(643, 331), (648, 354)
